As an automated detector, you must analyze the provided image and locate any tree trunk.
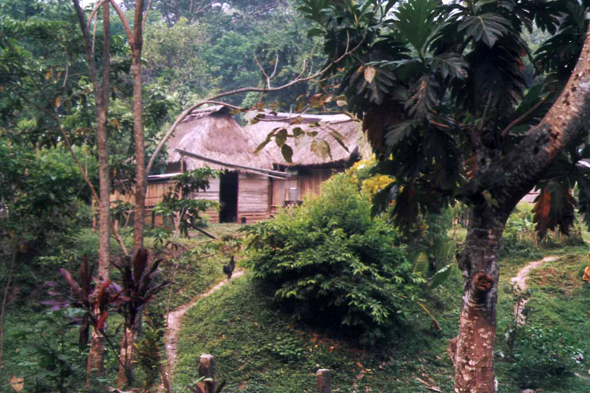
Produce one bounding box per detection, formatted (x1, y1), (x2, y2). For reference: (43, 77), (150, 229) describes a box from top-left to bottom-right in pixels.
(97, 0), (111, 289)
(86, 303), (105, 380)
(118, 323), (136, 387)
(72, 0), (112, 380)
(132, 0), (146, 252)
(0, 240), (17, 368)
(450, 204), (508, 392)
(450, 21), (590, 391)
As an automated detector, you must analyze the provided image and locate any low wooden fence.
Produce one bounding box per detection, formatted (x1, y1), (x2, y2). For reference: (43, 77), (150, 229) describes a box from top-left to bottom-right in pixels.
(194, 354), (332, 393)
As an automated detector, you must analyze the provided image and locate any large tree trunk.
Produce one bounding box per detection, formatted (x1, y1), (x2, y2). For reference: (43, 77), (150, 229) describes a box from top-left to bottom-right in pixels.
(451, 22), (590, 392)
(450, 204), (508, 392)
(132, 0), (146, 252)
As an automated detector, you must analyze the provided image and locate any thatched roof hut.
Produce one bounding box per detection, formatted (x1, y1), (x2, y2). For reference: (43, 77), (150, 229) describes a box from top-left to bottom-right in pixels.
(243, 112), (367, 168)
(131, 108), (370, 223)
(167, 105), (273, 172)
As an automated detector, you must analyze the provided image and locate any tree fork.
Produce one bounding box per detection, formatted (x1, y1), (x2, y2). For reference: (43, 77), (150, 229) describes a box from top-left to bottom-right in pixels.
(450, 18), (590, 392)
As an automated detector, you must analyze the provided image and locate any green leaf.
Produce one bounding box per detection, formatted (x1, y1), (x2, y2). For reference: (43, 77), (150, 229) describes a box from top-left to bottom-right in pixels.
(384, 120), (417, 147)
(292, 127), (304, 138)
(254, 139), (272, 154)
(458, 14), (510, 48)
(307, 27), (325, 38)
(394, 0), (440, 53)
(281, 144), (294, 163)
(328, 128), (350, 152)
(275, 129), (288, 147)
(413, 252), (429, 275)
(441, 240), (456, 261)
(431, 53), (469, 80)
(429, 263), (454, 289)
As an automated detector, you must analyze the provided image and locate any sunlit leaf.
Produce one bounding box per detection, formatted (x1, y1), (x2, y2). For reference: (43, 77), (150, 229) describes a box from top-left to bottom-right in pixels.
(364, 66), (376, 83)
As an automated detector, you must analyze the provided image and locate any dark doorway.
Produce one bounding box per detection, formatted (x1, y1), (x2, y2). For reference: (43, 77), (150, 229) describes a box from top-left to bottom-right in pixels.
(219, 171), (239, 223)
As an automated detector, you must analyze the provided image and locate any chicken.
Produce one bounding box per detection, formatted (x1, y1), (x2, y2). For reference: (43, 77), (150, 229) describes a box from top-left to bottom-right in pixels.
(223, 255), (235, 280)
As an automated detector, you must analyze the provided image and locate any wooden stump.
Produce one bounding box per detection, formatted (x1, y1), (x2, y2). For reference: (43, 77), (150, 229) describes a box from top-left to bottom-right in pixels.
(316, 369), (331, 393)
(198, 354), (215, 393)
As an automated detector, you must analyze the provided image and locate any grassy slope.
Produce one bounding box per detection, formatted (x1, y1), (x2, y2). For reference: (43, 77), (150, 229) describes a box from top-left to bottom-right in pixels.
(175, 273), (460, 392)
(175, 245), (590, 393)
(150, 224), (241, 311)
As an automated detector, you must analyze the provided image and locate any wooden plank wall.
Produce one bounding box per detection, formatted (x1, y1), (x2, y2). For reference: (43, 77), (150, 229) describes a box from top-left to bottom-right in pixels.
(111, 174), (275, 226)
(195, 178), (221, 223)
(111, 178), (222, 223)
(270, 168), (342, 214)
(238, 173), (271, 224)
(110, 181), (177, 207)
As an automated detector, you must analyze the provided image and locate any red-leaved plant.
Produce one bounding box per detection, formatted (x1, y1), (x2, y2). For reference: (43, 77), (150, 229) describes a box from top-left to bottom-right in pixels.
(42, 257), (124, 345)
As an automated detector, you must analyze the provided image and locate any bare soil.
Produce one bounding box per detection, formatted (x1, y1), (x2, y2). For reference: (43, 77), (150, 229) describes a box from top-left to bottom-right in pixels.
(510, 256), (559, 325)
(164, 269), (245, 374)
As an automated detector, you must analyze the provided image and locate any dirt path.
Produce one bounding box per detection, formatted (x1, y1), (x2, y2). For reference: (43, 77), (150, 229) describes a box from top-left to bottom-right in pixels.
(163, 269), (245, 376)
(510, 255), (559, 325)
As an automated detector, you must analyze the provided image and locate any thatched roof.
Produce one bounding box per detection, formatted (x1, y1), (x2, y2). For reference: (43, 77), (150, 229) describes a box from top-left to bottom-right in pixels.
(167, 106), (273, 172)
(243, 112), (368, 168)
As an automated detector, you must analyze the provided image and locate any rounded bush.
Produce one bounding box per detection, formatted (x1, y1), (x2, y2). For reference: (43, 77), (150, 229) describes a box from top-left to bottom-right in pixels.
(244, 174), (423, 345)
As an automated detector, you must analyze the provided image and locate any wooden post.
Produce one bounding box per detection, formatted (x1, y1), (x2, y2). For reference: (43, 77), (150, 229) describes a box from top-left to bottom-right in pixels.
(316, 369), (331, 393)
(198, 354), (215, 393)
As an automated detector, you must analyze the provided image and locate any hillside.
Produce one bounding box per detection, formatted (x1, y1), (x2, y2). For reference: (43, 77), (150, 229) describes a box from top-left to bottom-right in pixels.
(172, 246), (590, 393)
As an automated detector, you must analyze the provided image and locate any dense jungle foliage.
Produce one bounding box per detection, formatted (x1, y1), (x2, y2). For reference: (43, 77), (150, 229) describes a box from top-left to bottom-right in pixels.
(2, 0), (590, 391)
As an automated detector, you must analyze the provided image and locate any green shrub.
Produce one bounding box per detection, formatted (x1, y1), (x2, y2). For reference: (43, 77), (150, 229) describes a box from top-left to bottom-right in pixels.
(243, 174), (423, 345)
(512, 324), (579, 388)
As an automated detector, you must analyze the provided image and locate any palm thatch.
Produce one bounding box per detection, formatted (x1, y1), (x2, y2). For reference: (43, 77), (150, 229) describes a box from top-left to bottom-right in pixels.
(243, 112), (368, 168)
(167, 106), (273, 172)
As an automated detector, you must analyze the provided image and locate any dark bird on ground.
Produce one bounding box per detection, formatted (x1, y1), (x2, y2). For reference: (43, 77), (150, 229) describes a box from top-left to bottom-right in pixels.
(223, 255), (235, 280)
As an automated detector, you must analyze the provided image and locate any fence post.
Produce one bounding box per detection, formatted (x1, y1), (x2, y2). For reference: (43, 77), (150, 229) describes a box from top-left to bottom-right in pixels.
(198, 354), (215, 393)
(316, 369), (332, 393)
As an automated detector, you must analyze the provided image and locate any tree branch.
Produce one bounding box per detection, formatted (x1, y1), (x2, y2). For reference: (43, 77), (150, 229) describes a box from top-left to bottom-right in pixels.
(143, 0), (153, 30)
(108, 0), (133, 43)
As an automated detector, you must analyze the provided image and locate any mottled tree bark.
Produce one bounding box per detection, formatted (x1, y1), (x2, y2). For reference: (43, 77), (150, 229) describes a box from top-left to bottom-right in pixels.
(117, 324), (136, 387)
(72, 0), (111, 382)
(131, 0), (146, 252)
(451, 205), (506, 392)
(118, 0), (146, 386)
(451, 22), (590, 392)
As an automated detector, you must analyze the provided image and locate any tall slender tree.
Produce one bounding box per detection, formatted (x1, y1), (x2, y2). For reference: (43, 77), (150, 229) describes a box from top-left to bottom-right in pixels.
(300, 0), (590, 391)
(72, 0), (112, 379)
